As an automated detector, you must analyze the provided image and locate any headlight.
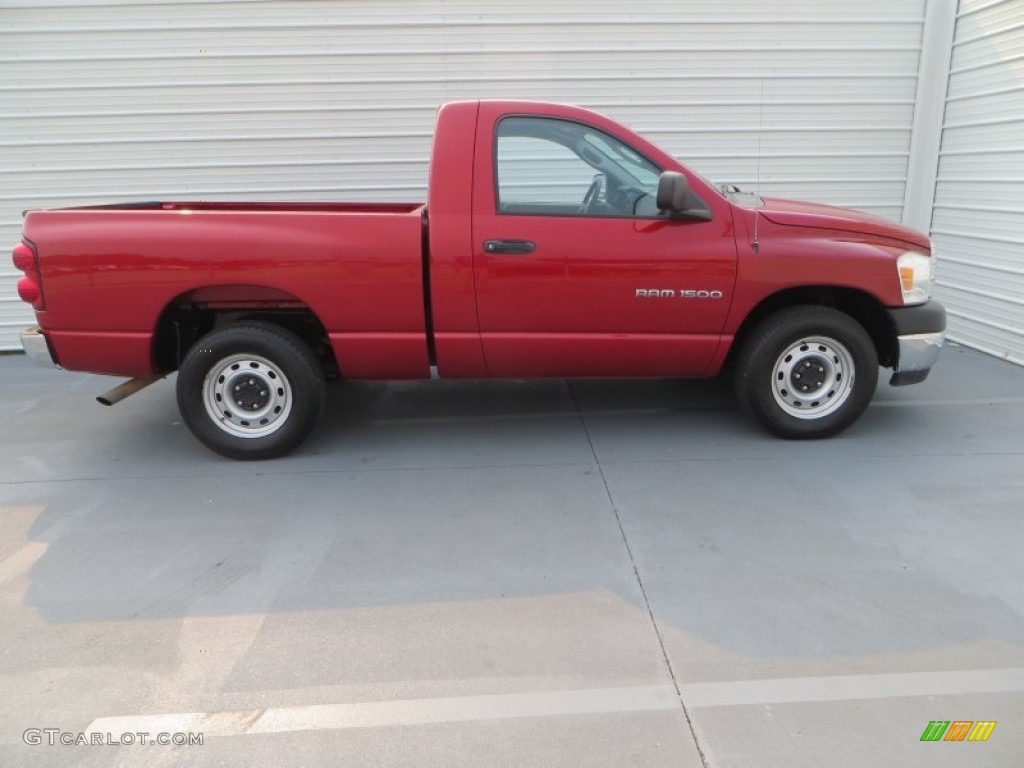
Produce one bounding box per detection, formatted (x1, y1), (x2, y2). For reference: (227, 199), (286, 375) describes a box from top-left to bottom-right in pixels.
(897, 250), (934, 305)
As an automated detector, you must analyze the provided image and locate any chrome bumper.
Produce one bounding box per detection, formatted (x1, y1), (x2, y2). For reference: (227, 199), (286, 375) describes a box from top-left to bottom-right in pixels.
(20, 326), (58, 368)
(890, 331), (945, 386)
(887, 301), (946, 386)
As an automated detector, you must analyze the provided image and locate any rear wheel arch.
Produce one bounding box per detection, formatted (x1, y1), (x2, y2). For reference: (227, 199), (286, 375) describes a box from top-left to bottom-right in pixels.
(152, 285), (338, 377)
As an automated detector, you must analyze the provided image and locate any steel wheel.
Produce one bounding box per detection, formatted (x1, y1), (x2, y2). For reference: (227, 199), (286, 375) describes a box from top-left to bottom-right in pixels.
(178, 322), (326, 459)
(733, 306), (877, 439)
(770, 336), (855, 419)
(203, 353), (293, 438)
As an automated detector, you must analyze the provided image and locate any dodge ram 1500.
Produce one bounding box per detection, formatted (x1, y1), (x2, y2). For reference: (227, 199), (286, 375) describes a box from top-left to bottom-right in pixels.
(13, 100), (946, 459)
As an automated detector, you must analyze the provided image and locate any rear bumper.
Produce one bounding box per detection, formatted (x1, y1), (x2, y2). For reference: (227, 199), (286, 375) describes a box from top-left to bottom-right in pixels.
(20, 326), (59, 368)
(887, 302), (946, 386)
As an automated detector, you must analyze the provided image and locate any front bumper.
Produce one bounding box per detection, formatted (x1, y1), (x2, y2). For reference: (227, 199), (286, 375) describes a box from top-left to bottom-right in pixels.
(887, 302), (946, 386)
(20, 326), (59, 368)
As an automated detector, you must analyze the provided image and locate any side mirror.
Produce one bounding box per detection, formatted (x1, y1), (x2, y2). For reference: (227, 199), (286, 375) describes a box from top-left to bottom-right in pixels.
(656, 171), (713, 221)
(657, 171), (690, 212)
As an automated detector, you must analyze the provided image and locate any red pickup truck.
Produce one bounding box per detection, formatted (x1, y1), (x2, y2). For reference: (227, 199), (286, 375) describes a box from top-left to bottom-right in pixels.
(14, 100), (945, 459)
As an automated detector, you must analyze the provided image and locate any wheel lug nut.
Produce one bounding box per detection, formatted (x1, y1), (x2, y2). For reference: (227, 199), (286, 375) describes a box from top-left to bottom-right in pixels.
(794, 373), (801, 379)
(260, 390), (267, 396)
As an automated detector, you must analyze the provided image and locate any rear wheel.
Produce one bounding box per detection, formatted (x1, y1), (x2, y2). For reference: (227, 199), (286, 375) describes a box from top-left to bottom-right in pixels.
(176, 322), (326, 459)
(734, 306), (877, 439)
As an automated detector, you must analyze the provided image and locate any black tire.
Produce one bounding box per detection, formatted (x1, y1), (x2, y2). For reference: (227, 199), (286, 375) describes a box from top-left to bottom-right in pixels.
(176, 322), (326, 460)
(734, 306), (877, 439)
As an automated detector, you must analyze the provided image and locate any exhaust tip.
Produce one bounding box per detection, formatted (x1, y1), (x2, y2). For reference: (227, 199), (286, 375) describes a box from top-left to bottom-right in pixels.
(96, 376), (162, 407)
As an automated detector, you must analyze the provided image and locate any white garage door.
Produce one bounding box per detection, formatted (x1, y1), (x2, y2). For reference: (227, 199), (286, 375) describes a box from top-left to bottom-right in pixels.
(1, 0), (926, 350)
(932, 0), (1024, 364)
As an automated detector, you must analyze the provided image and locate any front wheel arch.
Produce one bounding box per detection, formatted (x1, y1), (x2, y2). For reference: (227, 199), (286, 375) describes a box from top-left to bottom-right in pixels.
(726, 286), (897, 371)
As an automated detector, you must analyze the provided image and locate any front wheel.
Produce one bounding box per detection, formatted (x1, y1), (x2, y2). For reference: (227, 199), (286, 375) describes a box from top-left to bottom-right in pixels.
(176, 322), (326, 459)
(734, 306), (878, 439)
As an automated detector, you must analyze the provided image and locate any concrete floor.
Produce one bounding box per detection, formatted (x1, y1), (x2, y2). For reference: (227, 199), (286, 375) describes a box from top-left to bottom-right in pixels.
(0, 344), (1022, 767)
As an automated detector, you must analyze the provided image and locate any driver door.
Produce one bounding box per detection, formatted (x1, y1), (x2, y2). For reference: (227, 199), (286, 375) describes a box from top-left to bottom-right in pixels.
(471, 110), (737, 377)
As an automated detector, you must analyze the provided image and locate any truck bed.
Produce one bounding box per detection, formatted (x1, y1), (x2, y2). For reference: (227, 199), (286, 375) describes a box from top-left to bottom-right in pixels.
(23, 202), (430, 379)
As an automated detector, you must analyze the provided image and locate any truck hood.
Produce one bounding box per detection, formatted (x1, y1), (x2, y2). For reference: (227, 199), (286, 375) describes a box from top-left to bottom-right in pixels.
(756, 196), (930, 250)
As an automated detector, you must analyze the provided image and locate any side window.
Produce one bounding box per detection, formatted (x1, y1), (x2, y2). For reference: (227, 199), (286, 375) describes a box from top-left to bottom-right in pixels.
(497, 136), (596, 212)
(495, 116), (662, 218)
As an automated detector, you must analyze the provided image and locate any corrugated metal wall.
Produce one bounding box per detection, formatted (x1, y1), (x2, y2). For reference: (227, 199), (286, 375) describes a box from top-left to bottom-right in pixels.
(932, 0), (1024, 364)
(0, 0), (927, 350)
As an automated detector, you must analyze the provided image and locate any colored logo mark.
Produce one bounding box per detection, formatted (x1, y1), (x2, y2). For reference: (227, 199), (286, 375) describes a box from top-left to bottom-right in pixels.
(920, 721), (996, 742)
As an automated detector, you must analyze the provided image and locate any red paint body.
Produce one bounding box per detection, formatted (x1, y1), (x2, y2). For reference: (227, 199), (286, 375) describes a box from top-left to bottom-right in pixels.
(18, 101), (926, 380)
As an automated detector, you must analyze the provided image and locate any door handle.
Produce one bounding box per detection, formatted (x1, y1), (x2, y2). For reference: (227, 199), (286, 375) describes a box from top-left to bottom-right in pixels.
(483, 239), (536, 255)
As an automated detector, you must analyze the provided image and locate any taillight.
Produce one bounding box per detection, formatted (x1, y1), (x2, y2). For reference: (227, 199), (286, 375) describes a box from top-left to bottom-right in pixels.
(12, 244), (33, 271)
(12, 242), (45, 310)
